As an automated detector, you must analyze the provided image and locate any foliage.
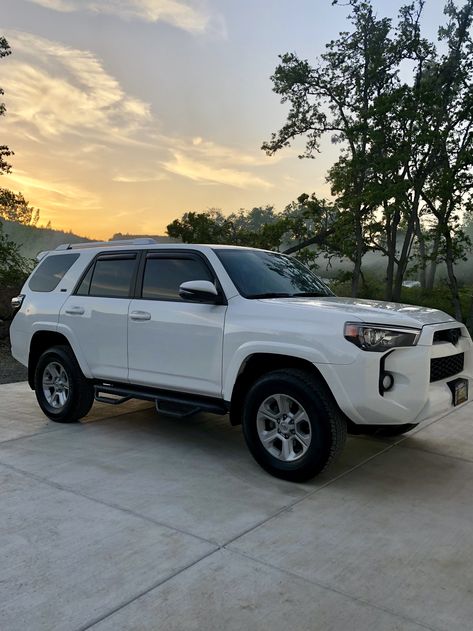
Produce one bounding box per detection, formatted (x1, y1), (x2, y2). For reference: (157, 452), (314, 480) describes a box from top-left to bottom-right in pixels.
(0, 222), (33, 288)
(332, 270), (473, 325)
(0, 36), (12, 175)
(0, 188), (40, 225)
(262, 0), (473, 315)
(167, 206), (290, 251)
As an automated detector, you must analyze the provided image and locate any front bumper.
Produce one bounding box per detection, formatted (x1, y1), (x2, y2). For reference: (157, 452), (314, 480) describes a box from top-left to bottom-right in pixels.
(317, 322), (473, 426)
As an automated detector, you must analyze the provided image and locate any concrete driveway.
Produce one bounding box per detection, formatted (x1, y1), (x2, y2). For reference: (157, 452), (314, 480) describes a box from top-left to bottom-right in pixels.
(1, 381), (472, 631)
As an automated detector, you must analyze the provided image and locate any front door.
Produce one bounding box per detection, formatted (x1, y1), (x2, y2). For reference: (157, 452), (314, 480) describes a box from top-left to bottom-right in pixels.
(127, 252), (226, 397)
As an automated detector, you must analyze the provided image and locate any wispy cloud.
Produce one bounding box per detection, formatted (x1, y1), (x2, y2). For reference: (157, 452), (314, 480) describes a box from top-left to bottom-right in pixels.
(162, 151), (273, 189)
(4, 170), (101, 212)
(24, 0), (221, 35)
(3, 32), (151, 142)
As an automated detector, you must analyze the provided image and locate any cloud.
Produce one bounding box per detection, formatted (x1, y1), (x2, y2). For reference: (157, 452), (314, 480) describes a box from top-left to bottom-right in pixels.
(162, 151), (273, 189)
(3, 31), (274, 193)
(24, 0), (219, 34)
(3, 32), (151, 142)
(4, 170), (101, 211)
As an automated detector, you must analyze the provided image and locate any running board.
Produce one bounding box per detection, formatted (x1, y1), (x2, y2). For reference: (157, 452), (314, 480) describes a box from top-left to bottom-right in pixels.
(93, 383), (228, 418)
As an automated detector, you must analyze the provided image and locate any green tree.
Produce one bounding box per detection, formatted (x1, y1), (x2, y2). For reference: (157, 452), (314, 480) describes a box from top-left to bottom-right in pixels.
(0, 222), (32, 287)
(0, 188), (40, 225)
(417, 0), (473, 319)
(166, 207), (290, 251)
(0, 35), (35, 287)
(0, 36), (13, 175)
(262, 0), (402, 296)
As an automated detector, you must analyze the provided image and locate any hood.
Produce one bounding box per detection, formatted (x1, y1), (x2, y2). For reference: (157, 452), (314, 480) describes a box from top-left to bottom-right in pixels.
(258, 296), (456, 328)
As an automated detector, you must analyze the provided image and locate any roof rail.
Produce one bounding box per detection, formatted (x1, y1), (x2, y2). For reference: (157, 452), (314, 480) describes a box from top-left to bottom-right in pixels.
(54, 238), (157, 251)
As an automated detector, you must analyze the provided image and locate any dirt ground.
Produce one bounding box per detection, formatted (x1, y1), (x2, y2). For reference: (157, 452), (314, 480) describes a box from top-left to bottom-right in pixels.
(0, 339), (27, 384)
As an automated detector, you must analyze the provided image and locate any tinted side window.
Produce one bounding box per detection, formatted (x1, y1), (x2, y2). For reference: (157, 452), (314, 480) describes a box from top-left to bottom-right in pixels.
(142, 256), (213, 301)
(88, 256), (136, 298)
(76, 265), (93, 296)
(29, 253), (80, 292)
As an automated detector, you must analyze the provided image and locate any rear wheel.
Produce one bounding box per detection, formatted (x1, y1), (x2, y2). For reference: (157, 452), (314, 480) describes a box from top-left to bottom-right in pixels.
(242, 369), (346, 482)
(34, 345), (94, 422)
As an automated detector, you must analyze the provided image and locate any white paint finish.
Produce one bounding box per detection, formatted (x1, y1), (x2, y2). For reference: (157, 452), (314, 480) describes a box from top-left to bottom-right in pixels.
(127, 299), (226, 395)
(10, 242), (473, 431)
(285, 295), (456, 327)
(90, 549), (426, 631)
(59, 295), (130, 381)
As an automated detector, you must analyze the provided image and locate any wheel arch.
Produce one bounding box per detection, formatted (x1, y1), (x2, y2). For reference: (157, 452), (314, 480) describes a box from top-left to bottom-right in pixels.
(28, 331), (88, 389)
(228, 353), (337, 426)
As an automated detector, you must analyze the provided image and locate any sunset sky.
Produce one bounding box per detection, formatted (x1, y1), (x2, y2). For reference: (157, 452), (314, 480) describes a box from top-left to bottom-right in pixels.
(2, 0), (446, 240)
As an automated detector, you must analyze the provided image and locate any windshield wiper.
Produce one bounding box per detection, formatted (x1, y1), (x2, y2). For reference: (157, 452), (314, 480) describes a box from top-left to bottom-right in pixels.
(247, 291), (327, 299)
(246, 292), (294, 299)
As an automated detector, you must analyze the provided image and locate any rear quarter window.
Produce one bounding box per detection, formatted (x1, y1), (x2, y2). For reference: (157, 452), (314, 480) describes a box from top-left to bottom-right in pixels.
(29, 253), (80, 292)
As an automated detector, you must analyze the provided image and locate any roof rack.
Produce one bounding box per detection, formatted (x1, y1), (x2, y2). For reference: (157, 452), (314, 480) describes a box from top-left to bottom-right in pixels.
(54, 238), (157, 251)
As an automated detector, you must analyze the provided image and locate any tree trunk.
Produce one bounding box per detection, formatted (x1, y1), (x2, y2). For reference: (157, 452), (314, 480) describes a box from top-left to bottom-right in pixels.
(466, 294), (473, 335)
(384, 205), (401, 301)
(351, 216), (364, 297)
(385, 256), (395, 301)
(414, 216), (427, 290)
(392, 222), (414, 301)
(425, 229), (441, 291)
(392, 192), (420, 301)
(444, 231), (463, 321)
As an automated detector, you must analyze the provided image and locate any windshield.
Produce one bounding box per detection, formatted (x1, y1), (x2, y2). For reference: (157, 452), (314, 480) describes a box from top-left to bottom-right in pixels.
(214, 248), (333, 299)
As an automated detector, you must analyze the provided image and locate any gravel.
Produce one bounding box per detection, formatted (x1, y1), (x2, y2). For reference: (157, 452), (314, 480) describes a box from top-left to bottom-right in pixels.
(0, 339), (27, 384)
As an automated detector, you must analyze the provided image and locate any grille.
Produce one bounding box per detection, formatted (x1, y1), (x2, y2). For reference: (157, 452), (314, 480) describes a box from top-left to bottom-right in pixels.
(430, 353), (464, 382)
(433, 328), (461, 345)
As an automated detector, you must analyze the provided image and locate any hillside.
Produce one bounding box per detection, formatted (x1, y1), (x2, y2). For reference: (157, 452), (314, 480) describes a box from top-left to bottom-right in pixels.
(3, 220), (92, 259)
(2, 222), (179, 260)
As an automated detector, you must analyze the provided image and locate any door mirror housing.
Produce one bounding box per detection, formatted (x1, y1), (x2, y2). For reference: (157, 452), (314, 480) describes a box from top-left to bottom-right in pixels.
(179, 280), (220, 303)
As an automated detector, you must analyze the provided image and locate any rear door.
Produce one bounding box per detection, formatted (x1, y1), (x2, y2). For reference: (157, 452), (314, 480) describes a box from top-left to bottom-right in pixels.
(59, 252), (138, 381)
(127, 251), (226, 396)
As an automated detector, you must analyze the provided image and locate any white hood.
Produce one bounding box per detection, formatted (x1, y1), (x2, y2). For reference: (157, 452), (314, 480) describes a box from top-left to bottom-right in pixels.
(259, 296), (456, 328)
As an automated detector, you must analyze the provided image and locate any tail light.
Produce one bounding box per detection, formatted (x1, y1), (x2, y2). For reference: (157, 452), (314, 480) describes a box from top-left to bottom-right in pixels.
(11, 294), (25, 315)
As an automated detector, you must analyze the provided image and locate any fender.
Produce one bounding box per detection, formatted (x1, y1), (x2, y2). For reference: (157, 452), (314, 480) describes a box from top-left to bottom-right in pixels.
(54, 323), (93, 378)
(222, 341), (335, 401)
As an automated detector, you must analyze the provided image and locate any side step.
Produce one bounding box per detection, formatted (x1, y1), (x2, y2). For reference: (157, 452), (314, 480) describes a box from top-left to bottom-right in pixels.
(94, 383), (228, 418)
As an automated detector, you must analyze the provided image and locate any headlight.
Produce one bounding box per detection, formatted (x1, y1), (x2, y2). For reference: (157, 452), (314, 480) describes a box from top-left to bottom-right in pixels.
(344, 322), (420, 352)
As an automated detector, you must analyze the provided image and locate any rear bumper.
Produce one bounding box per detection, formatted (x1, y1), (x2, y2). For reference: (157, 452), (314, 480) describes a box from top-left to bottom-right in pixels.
(9, 322), (29, 368)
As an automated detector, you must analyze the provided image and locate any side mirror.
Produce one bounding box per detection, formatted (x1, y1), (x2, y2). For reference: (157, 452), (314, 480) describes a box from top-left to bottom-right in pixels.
(179, 280), (220, 303)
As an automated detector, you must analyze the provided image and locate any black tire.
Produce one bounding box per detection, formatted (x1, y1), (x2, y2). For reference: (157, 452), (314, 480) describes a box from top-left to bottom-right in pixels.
(356, 423), (418, 437)
(34, 345), (94, 422)
(242, 369), (347, 482)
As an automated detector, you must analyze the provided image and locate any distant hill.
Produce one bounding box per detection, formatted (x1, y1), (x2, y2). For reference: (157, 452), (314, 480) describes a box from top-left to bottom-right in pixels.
(2, 222), (179, 260)
(111, 233), (181, 244)
(3, 220), (92, 259)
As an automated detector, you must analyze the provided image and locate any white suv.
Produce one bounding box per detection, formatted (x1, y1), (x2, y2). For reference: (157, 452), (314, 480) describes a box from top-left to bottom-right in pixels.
(10, 239), (472, 481)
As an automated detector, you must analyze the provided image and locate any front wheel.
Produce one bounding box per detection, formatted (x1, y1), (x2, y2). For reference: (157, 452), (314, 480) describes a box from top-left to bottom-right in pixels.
(242, 369), (347, 482)
(34, 345), (94, 422)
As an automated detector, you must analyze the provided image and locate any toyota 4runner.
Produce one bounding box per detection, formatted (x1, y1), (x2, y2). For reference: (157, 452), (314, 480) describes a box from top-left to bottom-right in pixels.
(9, 239), (472, 481)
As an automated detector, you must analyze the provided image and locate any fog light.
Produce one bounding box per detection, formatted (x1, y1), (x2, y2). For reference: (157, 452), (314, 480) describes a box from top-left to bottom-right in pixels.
(382, 373), (394, 391)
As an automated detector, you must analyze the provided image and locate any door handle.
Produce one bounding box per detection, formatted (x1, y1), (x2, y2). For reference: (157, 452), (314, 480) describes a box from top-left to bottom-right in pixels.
(130, 310), (151, 321)
(65, 306), (85, 315)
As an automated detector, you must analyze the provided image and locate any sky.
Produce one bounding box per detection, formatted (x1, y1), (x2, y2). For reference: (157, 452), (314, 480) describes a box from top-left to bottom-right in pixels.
(1, 0), (447, 239)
